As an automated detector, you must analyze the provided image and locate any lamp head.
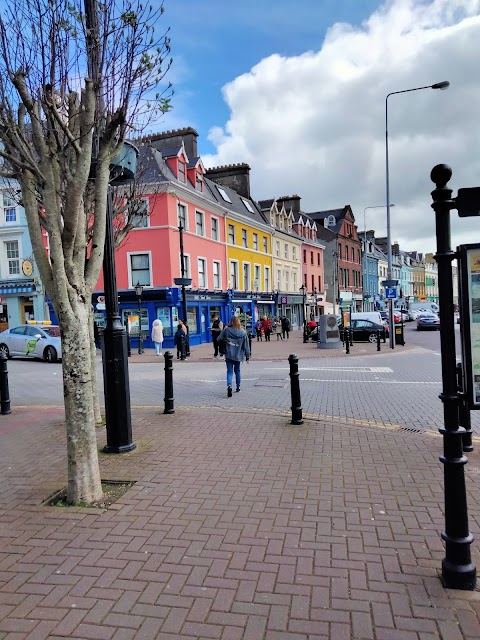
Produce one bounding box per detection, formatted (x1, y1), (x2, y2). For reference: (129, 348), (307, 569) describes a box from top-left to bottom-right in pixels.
(135, 281), (143, 297)
(431, 81), (449, 90)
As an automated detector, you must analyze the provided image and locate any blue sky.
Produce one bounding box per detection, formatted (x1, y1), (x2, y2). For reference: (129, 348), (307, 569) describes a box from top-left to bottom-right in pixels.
(157, 0), (480, 253)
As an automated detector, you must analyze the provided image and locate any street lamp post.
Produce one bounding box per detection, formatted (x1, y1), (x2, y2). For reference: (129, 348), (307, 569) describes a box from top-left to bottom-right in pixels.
(135, 282), (144, 354)
(385, 80), (449, 348)
(174, 223), (192, 356)
(363, 205), (393, 311)
(300, 284), (307, 342)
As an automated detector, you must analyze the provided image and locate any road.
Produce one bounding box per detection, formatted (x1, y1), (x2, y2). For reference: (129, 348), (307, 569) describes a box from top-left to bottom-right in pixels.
(6, 321), (480, 436)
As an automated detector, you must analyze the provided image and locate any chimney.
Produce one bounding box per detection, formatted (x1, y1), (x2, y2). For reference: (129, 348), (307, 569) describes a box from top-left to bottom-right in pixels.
(206, 164), (251, 199)
(276, 195), (301, 214)
(141, 127), (199, 160)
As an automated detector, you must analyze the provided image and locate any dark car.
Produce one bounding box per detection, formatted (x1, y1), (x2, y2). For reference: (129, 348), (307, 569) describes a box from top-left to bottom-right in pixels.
(341, 319), (387, 343)
(416, 312), (440, 331)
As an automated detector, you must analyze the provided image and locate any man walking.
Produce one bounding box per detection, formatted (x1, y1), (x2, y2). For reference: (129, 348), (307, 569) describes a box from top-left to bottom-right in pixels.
(209, 315), (224, 358)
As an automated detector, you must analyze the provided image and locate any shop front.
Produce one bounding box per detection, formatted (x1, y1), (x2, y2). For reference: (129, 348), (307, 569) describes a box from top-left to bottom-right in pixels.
(276, 293), (304, 329)
(0, 279), (47, 330)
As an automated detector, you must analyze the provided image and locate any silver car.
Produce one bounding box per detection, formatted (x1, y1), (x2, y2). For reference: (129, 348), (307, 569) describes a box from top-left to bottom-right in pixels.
(0, 324), (62, 362)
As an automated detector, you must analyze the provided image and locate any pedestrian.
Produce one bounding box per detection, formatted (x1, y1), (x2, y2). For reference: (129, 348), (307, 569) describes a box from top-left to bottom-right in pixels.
(151, 319), (164, 356)
(273, 317), (283, 340)
(261, 316), (272, 341)
(281, 316), (291, 339)
(173, 320), (187, 359)
(254, 319), (263, 341)
(93, 320), (101, 350)
(209, 315), (224, 358)
(218, 316), (250, 397)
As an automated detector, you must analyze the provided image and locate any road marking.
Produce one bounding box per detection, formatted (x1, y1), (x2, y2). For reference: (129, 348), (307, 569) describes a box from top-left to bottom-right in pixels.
(301, 378), (439, 384)
(265, 366), (393, 373)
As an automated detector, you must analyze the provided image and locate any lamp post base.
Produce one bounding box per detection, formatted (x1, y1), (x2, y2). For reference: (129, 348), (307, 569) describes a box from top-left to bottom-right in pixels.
(102, 326), (136, 454)
(441, 556), (476, 591)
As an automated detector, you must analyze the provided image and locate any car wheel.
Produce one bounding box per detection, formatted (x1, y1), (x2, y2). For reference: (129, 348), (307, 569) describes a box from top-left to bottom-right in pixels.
(0, 344), (10, 359)
(44, 346), (58, 363)
(368, 333), (377, 343)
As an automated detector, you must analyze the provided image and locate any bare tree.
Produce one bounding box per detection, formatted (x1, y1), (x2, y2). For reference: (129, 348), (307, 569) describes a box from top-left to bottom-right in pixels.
(0, 0), (172, 503)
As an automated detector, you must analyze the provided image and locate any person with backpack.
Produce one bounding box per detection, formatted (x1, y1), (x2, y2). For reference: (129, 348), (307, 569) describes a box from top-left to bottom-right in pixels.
(217, 316), (250, 397)
(281, 316), (291, 339)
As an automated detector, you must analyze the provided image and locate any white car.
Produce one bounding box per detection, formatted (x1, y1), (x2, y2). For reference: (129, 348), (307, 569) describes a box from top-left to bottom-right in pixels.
(408, 309), (423, 321)
(0, 324), (62, 362)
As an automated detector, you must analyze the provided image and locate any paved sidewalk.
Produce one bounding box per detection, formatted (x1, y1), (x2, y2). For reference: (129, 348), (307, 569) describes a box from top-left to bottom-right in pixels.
(1, 401), (480, 639)
(128, 329), (413, 363)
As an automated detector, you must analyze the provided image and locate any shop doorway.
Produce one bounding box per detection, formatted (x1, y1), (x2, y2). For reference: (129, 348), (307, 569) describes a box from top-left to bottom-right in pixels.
(21, 302), (34, 324)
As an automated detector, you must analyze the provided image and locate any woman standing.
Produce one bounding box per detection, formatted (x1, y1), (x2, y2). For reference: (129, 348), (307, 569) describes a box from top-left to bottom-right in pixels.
(173, 320), (187, 359)
(218, 316), (250, 397)
(151, 319), (164, 356)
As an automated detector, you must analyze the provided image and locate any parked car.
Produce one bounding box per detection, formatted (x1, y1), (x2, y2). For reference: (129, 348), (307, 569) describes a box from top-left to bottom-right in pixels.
(408, 308), (423, 321)
(393, 308), (410, 321)
(416, 312), (440, 331)
(0, 323), (62, 362)
(341, 319), (388, 343)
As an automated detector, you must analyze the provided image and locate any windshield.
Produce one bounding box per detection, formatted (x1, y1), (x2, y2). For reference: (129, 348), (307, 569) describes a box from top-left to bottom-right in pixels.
(41, 326), (61, 337)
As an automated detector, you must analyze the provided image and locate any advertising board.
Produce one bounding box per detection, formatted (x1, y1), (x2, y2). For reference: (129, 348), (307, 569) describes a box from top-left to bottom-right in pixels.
(459, 244), (480, 409)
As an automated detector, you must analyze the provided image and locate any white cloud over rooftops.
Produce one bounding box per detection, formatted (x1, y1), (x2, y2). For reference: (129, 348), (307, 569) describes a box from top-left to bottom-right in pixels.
(202, 0), (480, 253)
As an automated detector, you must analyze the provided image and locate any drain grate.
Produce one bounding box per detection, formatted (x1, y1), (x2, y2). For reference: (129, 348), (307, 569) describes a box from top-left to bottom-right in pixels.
(399, 426), (426, 434)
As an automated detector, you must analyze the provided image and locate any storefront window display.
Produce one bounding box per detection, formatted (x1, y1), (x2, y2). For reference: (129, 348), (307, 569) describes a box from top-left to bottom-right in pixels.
(156, 307), (172, 337)
(122, 308), (149, 336)
(187, 307), (197, 334)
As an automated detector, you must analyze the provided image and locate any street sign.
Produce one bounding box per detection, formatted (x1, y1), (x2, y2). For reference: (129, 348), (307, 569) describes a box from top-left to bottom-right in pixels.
(457, 187), (480, 217)
(385, 287), (397, 299)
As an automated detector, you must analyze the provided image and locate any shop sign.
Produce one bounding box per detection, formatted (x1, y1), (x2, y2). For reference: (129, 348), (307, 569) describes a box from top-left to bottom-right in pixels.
(459, 243), (480, 409)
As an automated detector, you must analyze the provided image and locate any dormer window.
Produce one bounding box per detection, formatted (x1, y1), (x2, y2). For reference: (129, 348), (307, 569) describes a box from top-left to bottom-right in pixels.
(178, 160), (186, 182)
(195, 174), (203, 191)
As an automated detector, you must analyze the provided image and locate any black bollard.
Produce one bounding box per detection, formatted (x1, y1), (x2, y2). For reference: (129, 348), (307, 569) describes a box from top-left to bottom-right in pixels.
(377, 330), (381, 352)
(248, 332), (253, 356)
(164, 351), (175, 414)
(457, 362), (473, 453)
(0, 353), (11, 415)
(345, 329), (350, 354)
(288, 354), (303, 425)
(431, 164), (476, 590)
(350, 327), (354, 346)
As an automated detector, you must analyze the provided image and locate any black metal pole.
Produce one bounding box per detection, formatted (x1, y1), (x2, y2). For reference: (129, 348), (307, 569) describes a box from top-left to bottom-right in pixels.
(124, 318), (131, 357)
(457, 362), (473, 453)
(178, 224), (190, 356)
(0, 353), (11, 415)
(377, 330), (381, 352)
(431, 164), (476, 590)
(102, 186), (135, 454)
(345, 329), (350, 354)
(288, 354), (303, 425)
(179, 332), (186, 361)
(164, 351), (175, 414)
(137, 295), (144, 354)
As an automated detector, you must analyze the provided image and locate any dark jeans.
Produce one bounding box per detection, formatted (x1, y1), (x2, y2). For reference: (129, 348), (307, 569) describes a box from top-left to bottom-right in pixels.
(213, 336), (219, 356)
(265, 329), (271, 341)
(226, 359), (241, 389)
(282, 329), (290, 339)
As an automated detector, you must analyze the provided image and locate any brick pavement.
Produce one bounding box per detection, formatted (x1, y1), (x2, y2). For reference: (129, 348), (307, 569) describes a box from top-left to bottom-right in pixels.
(1, 398), (480, 639)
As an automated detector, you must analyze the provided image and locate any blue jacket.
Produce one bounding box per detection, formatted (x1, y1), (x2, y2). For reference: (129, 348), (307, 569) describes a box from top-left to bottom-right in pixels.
(218, 327), (250, 362)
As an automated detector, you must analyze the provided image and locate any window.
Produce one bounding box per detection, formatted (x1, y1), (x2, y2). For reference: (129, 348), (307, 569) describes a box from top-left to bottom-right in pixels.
(338, 244), (342, 259)
(242, 199), (255, 213)
(211, 217), (219, 241)
(311, 274), (315, 291)
(130, 253), (150, 286)
(284, 244), (288, 259)
(263, 237), (268, 253)
(195, 174), (203, 191)
(198, 258), (206, 287)
(216, 186), (232, 203)
(230, 261), (238, 289)
(196, 211), (204, 236)
(129, 198), (148, 228)
(285, 271), (289, 291)
(228, 224), (235, 244)
(346, 246), (349, 261)
(293, 272), (297, 291)
(213, 261), (221, 289)
(182, 254), (191, 278)
(292, 246), (296, 261)
(3, 193), (16, 223)
(303, 249), (306, 264)
(318, 275), (322, 291)
(317, 253), (320, 266)
(254, 265), (261, 290)
(253, 233), (258, 251)
(277, 270), (281, 290)
(241, 229), (248, 248)
(310, 251), (314, 265)
(275, 241), (280, 257)
(178, 160), (186, 182)
(178, 203), (187, 229)
(264, 266), (270, 292)
(5, 240), (19, 275)
(243, 263), (250, 290)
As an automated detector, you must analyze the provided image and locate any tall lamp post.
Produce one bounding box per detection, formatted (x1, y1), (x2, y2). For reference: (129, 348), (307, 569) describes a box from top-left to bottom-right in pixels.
(135, 282), (144, 354)
(385, 80), (449, 348)
(363, 205), (393, 311)
(300, 283), (307, 342)
(174, 223), (192, 354)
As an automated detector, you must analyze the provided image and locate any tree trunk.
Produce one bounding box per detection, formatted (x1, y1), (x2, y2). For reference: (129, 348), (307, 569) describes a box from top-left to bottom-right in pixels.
(62, 307), (103, 504)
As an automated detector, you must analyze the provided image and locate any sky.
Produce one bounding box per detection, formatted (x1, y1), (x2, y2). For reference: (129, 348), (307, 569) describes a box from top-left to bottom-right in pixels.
(157, 0), (480, 255)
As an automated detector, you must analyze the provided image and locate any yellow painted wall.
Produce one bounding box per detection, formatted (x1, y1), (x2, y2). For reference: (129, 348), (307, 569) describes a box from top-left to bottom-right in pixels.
(225, 218), (272, 291)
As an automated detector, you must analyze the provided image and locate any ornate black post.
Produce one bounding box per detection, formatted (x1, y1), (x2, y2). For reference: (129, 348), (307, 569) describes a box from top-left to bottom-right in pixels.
(345, 329), (350, 354)
(135, 282), (144, 354)
(102, 187), (135, 453)
(124, 318), (131, 357)
(431, 164), (476, 590)
(0, 353), (11, 415)
(163, 351), (175, 414)
(288, 354), (303, 425)
(377, 330), (381, 352)
(457, 362), (473, 453)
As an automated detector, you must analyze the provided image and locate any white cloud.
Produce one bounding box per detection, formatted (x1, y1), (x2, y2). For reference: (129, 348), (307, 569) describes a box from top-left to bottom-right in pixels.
(202, 0), (480, 253)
